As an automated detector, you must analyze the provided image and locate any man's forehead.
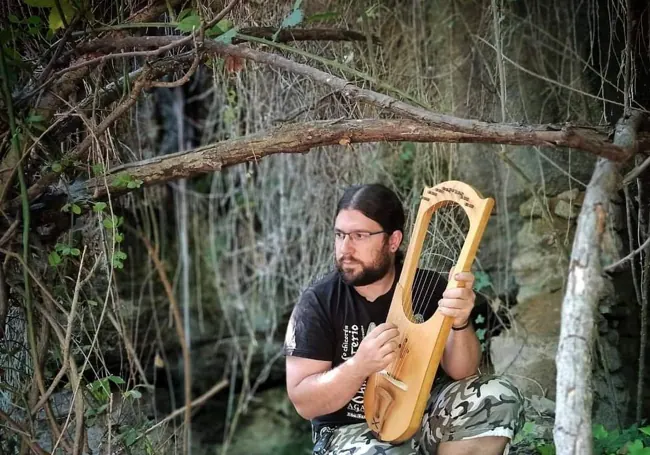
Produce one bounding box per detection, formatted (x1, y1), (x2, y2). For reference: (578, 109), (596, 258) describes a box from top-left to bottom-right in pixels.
(334, 209), (382, 230)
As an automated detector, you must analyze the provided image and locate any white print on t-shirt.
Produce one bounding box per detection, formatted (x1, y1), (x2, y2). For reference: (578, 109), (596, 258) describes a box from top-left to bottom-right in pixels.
(341, 323), (371, 419)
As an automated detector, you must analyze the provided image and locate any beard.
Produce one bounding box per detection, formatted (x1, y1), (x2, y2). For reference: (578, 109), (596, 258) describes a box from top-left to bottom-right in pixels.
(336, 245), (393, 286)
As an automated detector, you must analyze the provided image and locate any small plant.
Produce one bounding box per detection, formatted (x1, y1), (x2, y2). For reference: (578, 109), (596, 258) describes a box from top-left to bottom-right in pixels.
(48, 242), (81, 266)
(112, 174), (143, 189)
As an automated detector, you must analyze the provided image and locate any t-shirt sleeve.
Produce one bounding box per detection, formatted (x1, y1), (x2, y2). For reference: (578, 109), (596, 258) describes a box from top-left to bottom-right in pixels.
(283, 289), (336, 361)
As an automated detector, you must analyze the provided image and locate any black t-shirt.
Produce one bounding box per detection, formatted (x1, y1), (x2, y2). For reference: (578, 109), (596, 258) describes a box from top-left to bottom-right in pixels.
(283, 264), (448, 432)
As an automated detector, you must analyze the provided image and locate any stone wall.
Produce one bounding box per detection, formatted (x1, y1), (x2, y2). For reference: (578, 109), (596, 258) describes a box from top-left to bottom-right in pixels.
(489, 187), (634, 428)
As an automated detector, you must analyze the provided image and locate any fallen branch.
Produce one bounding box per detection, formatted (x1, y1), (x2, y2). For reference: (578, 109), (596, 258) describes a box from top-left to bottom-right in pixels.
(74, 118), (639, 201)
(553, 112), (645, 455)
(58, 35), (636, 161)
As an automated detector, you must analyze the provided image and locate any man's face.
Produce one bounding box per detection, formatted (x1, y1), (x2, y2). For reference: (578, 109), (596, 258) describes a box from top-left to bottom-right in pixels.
(334, 209), (395, 286)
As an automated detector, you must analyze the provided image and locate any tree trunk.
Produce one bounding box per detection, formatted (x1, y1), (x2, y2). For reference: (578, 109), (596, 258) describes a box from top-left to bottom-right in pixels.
(554, 112), (645, 454)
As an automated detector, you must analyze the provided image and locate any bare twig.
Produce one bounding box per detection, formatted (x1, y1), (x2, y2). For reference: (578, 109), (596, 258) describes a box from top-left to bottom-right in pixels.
(140, 235), (192, 451)
(30, 247), (91, 414)
(604, 230), (650, 272)
(623, 154), (650, 185)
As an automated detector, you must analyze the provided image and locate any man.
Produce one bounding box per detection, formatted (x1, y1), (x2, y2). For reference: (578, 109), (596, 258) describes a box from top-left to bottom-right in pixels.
(284, 183), (524, 454)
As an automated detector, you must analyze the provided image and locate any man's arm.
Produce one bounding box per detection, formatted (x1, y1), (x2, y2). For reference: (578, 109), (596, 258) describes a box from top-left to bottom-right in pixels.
(441, 324), (481, 379)
(285, 357), (367, 420)
(437, 271), (482, 379)
(286, 323), (399, 420)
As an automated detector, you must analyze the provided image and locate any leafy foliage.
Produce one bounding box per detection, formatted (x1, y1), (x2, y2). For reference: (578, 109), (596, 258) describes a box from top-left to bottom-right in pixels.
(513, 422), (650, 455)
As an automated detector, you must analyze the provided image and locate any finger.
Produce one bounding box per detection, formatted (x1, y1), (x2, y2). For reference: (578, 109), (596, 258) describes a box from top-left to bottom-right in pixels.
(379, 340), (399, 356)
(453, 271), (475, 287)
(375, 328), (400, 345)
(437, 306), (469, 319)
(438, 298), (473, 310)
(381, 353), (398, 369)
(369, 322), (397, 338)
(442, 288), (475, 301)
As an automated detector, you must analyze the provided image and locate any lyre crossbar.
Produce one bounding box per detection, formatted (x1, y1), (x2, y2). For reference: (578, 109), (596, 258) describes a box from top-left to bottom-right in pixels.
(363, 181), (495, 443)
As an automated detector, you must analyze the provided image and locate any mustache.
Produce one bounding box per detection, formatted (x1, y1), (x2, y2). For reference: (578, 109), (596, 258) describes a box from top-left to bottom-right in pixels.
(337, 255), (358, 263)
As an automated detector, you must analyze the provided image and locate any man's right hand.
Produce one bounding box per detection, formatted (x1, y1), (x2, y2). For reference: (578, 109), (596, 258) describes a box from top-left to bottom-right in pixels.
(351, 323), (400, 378)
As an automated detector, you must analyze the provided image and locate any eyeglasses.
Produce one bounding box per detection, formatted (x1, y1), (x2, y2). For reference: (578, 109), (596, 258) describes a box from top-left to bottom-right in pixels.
(334, 230), (386, 243)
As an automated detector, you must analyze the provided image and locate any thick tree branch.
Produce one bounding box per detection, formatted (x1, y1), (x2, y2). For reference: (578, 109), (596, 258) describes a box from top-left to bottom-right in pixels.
(67, 118), (638, 201)
(553, 112), (645, 455)
(56, 35), (637, 161)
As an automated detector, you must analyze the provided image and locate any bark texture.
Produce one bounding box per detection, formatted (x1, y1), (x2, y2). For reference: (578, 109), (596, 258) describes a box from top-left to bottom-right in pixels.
(554, 112), (645, 455)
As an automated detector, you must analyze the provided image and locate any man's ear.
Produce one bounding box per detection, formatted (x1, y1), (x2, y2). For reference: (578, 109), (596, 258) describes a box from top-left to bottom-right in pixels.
(389, 230), (403, 253)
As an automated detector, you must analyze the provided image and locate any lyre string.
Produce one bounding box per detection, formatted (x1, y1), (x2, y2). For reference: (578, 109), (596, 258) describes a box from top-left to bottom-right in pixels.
(388, 201), (463, 378)
(388, 201), (469, 378)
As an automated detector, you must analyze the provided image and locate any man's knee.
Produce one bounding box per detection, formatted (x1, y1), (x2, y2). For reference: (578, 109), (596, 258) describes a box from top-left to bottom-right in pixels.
(466, 375), (525, 433)
(422, 374), (525, 444)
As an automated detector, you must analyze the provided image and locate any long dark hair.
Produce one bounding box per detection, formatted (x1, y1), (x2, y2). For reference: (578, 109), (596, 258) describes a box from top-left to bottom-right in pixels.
(335, 183), (405, 235)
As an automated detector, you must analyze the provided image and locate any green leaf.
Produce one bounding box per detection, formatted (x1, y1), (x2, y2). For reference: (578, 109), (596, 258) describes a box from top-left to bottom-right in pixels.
(537, 444), (556, 455)
(115, 232), (124, 243)
(48, 0), (75, 32)
(593, 424), (609, 440)
(207, 18), (233, 37)
(640, 426), (650, 437)
(70, 248), (81, 256)
(103, 218), (114, 229)
(124, 389), (142, 399)
(176, 8), (194, 21)
(176, 13), (200, 32)
(306, 11), (340, 23)
(475, 328), (486, 341)
(474, 314), (485, 325)
(92, 163), (105, 176)
(48, 251), (62, 266)
(23, 0), (56, 7)
(473, 270), (492, 292)
(71, 204), (81, 215)
(215, 27), (238, 44)
(627, 440), (645, 455)
(124, 428), (138, 447)
(280, 8), (303, 29)
(399, 142), (415, 161)
(27, 113), (44, 124)
(92, 202), (106, 213)
(106, 375), (125, 385)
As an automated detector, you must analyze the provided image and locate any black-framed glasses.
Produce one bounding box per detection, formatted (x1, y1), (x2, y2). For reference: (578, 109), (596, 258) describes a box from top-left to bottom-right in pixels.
(334, 230), (386, 243)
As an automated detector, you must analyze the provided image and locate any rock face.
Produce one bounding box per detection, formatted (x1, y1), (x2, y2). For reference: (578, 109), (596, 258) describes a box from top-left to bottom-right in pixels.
(214, 388), (312, 455)
(490, 187), (632, 427)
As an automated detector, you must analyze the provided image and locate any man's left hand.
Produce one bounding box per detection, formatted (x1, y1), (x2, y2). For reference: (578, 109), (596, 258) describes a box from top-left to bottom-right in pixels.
(438, 271), (475, 328)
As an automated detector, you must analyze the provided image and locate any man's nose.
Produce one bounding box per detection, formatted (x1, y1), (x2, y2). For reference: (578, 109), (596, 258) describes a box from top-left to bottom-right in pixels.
(339, 235), (354, 253)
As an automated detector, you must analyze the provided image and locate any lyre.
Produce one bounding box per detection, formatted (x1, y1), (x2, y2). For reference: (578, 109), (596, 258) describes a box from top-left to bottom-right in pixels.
(363, 180), (494, 443)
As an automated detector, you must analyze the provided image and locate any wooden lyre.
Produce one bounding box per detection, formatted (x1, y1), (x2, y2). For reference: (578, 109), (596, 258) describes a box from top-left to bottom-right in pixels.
(363, 180), (494, 443)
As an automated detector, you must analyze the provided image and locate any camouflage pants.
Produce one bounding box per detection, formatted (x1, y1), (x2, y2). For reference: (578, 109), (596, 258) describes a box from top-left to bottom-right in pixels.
(313, 375), (524, 455)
